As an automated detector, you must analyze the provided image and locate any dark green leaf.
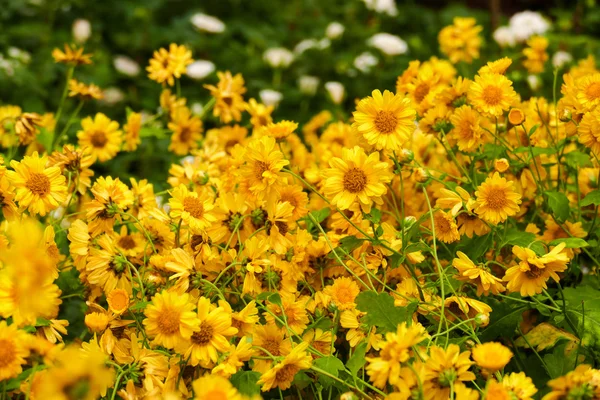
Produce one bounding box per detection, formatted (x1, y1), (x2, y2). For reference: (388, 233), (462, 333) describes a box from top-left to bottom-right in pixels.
(356, 291), (411, 332)
(544, 343), (577, 379)
(501, 229), (536, 248)
(364, 208), (382, 224)
(545, 191), (570, 222)
(231, 371), (261, 396)
(346, 342), (367, 376)
(129, 301), (150, 311)
(480, 299), (527, 341)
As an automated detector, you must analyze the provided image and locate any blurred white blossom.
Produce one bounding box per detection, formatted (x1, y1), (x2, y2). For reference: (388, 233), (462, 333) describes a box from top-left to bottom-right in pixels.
(186, 60), (215, 80)
(493, 26), (517, 48)
(100, 87), (125, 106)
(325, 81), (345, 104)
(260, 89), (283, 107)
(509, 11), (550, 42)
(191, 13), (225, 33)
(527, 75), (541, 91)
(294, 39), (319, 54)
(552, 51), (573, 69)
(72, 19), (91, 43)
(362, 0), (398, 16)
(190, 103), (204, 115)
(7, 47), (31, 64)
(113, 55), (140, 77)
(326, 22), (345, 39)
(298, 75), (320, 95)
(368, 33), (407, 56)
(264, 48), (294, 68)
(354, 52), (378, 73)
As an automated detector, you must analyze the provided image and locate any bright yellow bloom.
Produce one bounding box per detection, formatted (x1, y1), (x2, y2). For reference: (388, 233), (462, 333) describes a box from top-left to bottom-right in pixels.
(423, 344), (475, 400)
(433, 210), (460, 244)
(192, 374), (243, 400)
(147, 43), (193, 86)
(257, 342), (313, 391)
(107, 288), (130, 314)
(578, 107), (600, 154)
(576, 73), (600, 112)
(322, 146), (392, 212)
(450, 105), (484, 152)
(503, 372), (538, 400)
(204, 71), (247, 123)
(474, 172), (522, 225)
(469, 73), (518, 116)
(7, 151), (68, 216)
(0, 321), (31, 380)
(452, 251), (505, 295)
(438, 17), (482, 64)
(52, 44), (92, 65)
(123, 111), (142, 151)
(543, 364), (599, 400)
(168, 106), (203, 155)
(68, 79), (103, 100)
(352, 89), (416, 151)
(323, 277), (360, 311)
(77, 112), (123, 162)
(523, 36), (549, 74)
(169, 185), (218, 233)
(240, 135), (289, 198)
(472, 342), (513, 372)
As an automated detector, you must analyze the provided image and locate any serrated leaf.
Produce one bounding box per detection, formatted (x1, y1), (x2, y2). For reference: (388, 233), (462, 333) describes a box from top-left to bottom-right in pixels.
(356, 291), (410, 332)
(581, 190), (600, 207)
(544, 343), (577, 379)
(545, 191), (570, 222)
(314, 356), (345, 388)
(515, 322), (578, 351)
(548, 238), (589, 248)
(231, 371), (261, 396)
(346, 342), (367, 376)
(480, 299), (527, 341)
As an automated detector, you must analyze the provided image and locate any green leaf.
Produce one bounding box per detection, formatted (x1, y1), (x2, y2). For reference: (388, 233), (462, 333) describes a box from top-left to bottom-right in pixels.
(37, 127), (53, 153)
(501, 229), (536, 248)
(457, 234), (492, 260)
(314, 356), (345, 388)
(528, 124), (539, 137)
(545, 191), (570, 222)
(231, 371), (261, 396)
(331, 236), (365, 257)
(308, 208), (330, 224)
(480, 299), (527, 341)
(563, 289), (600, 350)
(565, 151), (592, 169)
(581, 190), (600, 207)
(267, 293), (282, 306)
(543, 343), (577, 379)
(129, 301), (150, 311)
(364, 208), (382, 224)
(346, 342), (367, 376)
(548, 238), (589, 248)
(356, 291), (411, 332)
(482, 143), (505, 160)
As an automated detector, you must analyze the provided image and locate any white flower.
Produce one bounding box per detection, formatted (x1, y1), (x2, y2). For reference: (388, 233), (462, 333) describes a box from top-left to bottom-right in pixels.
(493, 26), (516, 48)
(298, 75), (320, 96)
(100, 87), (125, 106)
(190, 102), (204, 115)
(186, 60), (215, 80)
(354, 52), (378, 73)
(113, 56), (140, 77)
(259, 89), (283, 107)
(318, 38), (331, 50)
(7, 47), (31, 64)
(294, 39), (319, 55)
(368, 33), (407, 56)
(191, 13), (225, 33)
(527, 75), (541, 91)
(552, 51), (573, 69)
(362, 0), (398, 16)
(509, 11), (550, 42)
(72, 19), (91, 43)
(325, 81), (345, 104)
(326, 22), (345, 39)
(263, 48), (294, 68)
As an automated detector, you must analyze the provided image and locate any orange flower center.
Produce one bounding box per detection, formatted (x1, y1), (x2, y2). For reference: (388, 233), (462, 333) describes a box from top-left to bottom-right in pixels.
(435, 214), (452, 233)
(183, 196), (205, 219)
(343, 168), (367, 193)
(191, 322), (214, 345)
(333, 285), (355, 305)
(482, 85), (503, 106)
(118, 235), (136, 250)
(179, 126), (192, 142)
(254, 161), (270, 181)
(275, 364), (300, 384)
(90, 130), (108, 148)
(275, 220), (289, 235)
(280, 193), (298, 208)
(525, 265), (544, 279)
(586, 82), (600, 100)
(46, 244), (60, 260)
(26, 172), (51, 196)
(485, 188), (508, 209)
(262, 338), (282, 356)
(108, 290), (129, 313)
(204, 390), (228, 400)
(0, 339), (16, 368)
(414, 83), (430, 103)
(157, 309), (181, 335)
(374, 110), (399, 134)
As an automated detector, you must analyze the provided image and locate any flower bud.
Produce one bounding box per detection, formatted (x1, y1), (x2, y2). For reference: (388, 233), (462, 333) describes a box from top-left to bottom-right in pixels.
(508, 108), (526, 125)
(475, 313), (489, 326)
(494, 158), (510, 173)
(414, 168), (429, 183)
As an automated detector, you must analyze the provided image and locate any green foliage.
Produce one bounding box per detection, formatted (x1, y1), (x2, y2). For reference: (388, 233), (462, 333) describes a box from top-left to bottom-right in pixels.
(355, 290), (412, 332)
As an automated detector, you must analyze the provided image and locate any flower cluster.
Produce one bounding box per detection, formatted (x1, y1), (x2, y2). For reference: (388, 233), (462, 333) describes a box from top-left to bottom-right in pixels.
(0, 15), (599, 400)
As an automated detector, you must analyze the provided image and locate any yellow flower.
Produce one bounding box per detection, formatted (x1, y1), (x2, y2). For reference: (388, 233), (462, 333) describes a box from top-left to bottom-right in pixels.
(77, 113), (123, 162)
(52, 44), (92, 65)
(0, 175), (18, 220)
(508, 108), (526, 125)
(438, 17), (482, 64)
(452, 251), (505, 295)
(322, 146), (392, 212)
(352, 89), (416, 151)
(504, 243), (570, 296)
(168, 106), (203, 155)
(576, 73), (600, 112)
(258, 120), (298, 140)
(192, 374), (243, 400)
(423, 344), (475, 400)
(495, 158), (510, 173)
(257, 342), (313, 392)
(84, 311), (110, 333)
(503, 372), (538, 400)
(252, 324), (293, 373)
(366, 322), (428, 388)
(48, 145), (95, 195)
(85, 234), (132, 294)
(169, 185), (218, 233)
(246, 98), (274, 128)
(469, 73), (518, 116)
(0, 321), (31, 380)
(433, 210), (460, 244)
(443, 295), (492, 326)
(578, 107), (600, 155)
(543, 364), (599, 400)
(7, 151), (68, 216)
(15, 112), (42, 145)
(179, 297), (238, 366)
(240, 136), (289, 199)
(68, 79), (104, 100)
(323, 277), (360, 311)
(147, 43), (193, 86)
(123, 111), (142, 151)
(472, 342), (513, 372)
(143, 290), (200, 349)
(450, 105), (484, 152)
(107, 288), (130, 314)
(474, 172), (522, 225)
(479, 57), (513, 75)
(204, 71), (247, 123)
(523, 36), (549, 74)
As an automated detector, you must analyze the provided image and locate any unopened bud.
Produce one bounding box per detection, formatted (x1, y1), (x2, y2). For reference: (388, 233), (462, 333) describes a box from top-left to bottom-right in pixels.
(475, 313), (489, 326)
(494, 158), (510, 173)
(508, 108), (526, 125)
(414, 168), (429, 183)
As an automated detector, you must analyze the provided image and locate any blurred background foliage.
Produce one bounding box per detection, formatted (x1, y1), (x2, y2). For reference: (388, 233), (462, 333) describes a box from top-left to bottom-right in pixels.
(0, 0), (598, 187)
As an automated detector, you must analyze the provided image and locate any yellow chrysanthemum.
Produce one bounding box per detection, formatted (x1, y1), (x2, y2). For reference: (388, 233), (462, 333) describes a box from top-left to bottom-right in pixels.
(204, 71), (247, 123)
(352, 89), (416, 151)
(77, 112), (123, 162)
(423, 344), (475, 399)
(52, 44), (92, 65)
(322, 146), (392, 212)
(472, 342), (513, 372)
(452, 251), (505, 295)
(576, 73), (600, 112)
(123, 111), (142, 151)
(474, 172), (522, 225)
(578, 107), (600, 154)
(438, 17), (482, 64)
(7, 151), (68, 216)
(169, 185), (218, 233)
(240, 136), (289, 198)
(168, 106), (203, 155)
(257, 342), (313, 392)
(0, 321), (31, 381)
(469, 73), (518, 116)
(450, 105), (484, 152)
(323, 277), (360, 311)
(192, 374), (243, 400)
(147, 43), (193, 86)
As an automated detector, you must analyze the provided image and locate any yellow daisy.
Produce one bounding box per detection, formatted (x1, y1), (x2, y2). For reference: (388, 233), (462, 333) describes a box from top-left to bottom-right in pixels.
(472, 342), (513, 373)
(204, 71), (247, 123)
(469, 72), (518, 116)
(168, 185), (218, 233)
(77, 112), (123, 162)
(240, 136), (289, 198)
(257, 342), (313, 392)
(474, 172), (522, 225)
(168, 106), (203, 155)
(452, 251), (505, 295)
(192, 374), (243, 400)
(352, 89), (416, 151)
(423, 344), (475, 399)
(0, 320), (31, 380)
(450, 105), (484, 152)
(123, 111), (142, 151)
